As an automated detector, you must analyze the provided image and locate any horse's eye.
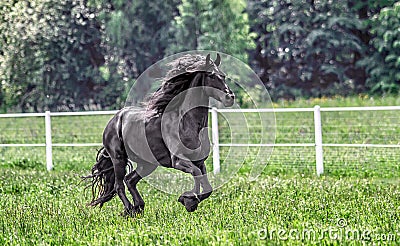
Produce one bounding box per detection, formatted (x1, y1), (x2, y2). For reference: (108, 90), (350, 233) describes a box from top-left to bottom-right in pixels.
(209, 74), (216, 79)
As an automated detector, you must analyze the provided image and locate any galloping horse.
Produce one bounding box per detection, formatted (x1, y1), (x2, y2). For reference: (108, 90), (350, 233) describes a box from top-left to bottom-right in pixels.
(84, 54), (234, 216)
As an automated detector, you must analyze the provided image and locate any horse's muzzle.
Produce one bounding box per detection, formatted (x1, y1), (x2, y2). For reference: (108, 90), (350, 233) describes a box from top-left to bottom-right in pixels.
(223, 93), (235, 107)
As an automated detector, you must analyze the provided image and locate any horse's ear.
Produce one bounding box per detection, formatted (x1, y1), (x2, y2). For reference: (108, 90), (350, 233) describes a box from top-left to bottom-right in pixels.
(214, 53), (221, 66)
(205, 54), (211, 66)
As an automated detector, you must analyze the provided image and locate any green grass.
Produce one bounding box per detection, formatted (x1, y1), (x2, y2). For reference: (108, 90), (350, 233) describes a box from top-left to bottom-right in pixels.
(0, 170), (399, 245)
(0, 95), (399, 245)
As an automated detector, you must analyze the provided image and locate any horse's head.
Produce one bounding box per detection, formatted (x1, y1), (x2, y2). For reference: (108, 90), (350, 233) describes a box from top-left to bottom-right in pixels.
(156, 53), (235, 111)
(202, 54), (235, 107)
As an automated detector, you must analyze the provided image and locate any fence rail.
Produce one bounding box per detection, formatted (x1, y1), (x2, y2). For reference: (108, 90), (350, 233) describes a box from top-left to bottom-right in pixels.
(1, 106), (399, 174)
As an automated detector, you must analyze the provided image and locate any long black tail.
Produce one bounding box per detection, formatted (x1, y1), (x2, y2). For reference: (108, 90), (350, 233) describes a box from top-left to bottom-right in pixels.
(82, 147), (116, 208)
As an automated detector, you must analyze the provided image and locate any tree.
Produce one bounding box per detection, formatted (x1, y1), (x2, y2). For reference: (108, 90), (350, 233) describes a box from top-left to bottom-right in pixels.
(168, 0), (255, 62)
(0, 0), (109, 112)
(248, 0), (371, 99)
(360, 1), (400, 93)
(0, 0), (45, 111)
(95, 0), (180, 105)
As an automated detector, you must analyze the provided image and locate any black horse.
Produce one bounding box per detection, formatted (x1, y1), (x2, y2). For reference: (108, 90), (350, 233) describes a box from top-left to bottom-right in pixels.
(84, 54), (234, 216)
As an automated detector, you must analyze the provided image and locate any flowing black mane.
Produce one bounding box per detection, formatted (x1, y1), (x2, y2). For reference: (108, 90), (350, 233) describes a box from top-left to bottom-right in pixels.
(145, 54), (214, 114)
(145, 73), (195, 114)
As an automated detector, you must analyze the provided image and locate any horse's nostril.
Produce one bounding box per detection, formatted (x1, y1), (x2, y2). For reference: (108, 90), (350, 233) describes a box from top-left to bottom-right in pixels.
(223, 93), (234, 107)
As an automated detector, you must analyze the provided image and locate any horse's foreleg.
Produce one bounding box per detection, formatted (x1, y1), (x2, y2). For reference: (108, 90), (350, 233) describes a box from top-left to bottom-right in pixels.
(112, 158), (134, 216)
(197, 162), (212, 201)
(124, 162), (157, 214)
(173, 158), (202, 194)
(172, 157), (202, 212)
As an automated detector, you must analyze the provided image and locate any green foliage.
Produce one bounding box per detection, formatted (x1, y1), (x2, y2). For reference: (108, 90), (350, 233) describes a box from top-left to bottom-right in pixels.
(74, 0), (181, 106)
(169, 0), (255, 62)
(248, 0), (371, 100)
(168, 0), (206, 52)
(0, 0), (44, 111)
(1, 0), (399, 112)
(362, 1), (400, 93)
(0, 0), (113, 112)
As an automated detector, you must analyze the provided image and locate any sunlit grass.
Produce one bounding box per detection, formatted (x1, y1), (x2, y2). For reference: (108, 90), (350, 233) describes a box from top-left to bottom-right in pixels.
(0, 170), (398, 245)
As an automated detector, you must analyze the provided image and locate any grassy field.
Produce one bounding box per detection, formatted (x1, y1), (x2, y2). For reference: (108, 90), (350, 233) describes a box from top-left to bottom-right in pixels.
(0, 95), (399, 245)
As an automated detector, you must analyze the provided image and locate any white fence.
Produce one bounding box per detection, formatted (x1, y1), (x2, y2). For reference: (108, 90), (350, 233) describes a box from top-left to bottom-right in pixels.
(1, 106), (399, 174)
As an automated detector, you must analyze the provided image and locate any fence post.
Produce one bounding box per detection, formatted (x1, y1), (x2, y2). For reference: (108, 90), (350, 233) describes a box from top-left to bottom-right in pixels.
(211, 107), (220, 174)
(313, 105), (324, 175)
(45, 111), (53, 171)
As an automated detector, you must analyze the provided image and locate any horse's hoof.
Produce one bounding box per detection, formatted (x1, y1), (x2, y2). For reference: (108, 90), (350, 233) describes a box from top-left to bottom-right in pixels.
(121, 209), (133, 217)
(121, 210), (131, 217)
(134, 205), (144, 215)
(185, 197), (199, 212)
(121, 205), (143, 217)
(178, 195), (199, 212)
(186, 202), (198, 212)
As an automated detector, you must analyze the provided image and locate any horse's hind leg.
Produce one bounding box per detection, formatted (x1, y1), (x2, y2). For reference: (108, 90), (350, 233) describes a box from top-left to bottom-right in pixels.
(103, 110), (135, 216)
(124, 162), (157, 214)
(112, 157), (135, 216)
